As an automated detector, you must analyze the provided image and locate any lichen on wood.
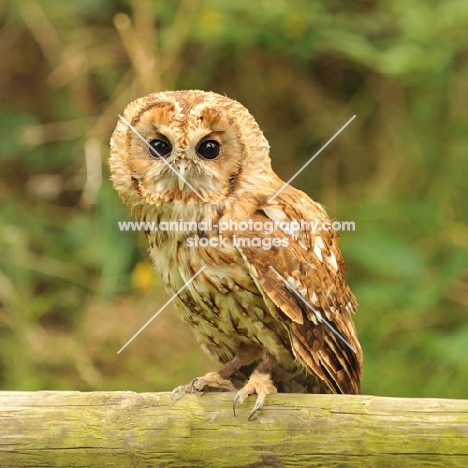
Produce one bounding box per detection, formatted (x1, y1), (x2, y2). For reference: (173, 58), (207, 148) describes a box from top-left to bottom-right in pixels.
(1, 391), (467, 467)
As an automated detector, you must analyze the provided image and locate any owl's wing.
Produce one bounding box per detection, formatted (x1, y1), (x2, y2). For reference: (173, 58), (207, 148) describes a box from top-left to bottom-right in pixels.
(231, 186), (362, 394)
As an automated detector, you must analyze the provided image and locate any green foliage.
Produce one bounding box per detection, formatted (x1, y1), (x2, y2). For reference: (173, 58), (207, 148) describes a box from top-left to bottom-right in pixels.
(0, 0), (467, 397)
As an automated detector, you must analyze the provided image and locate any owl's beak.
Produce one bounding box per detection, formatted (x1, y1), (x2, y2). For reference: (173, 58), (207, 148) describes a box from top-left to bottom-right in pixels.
(177, 161), (187, 190)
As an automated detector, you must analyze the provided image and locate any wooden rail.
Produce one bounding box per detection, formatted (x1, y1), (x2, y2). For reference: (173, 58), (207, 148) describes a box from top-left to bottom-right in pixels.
(1, 391), (467, 467)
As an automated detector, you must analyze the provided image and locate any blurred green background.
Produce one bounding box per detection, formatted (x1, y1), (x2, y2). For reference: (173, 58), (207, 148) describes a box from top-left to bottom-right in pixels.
(0, 0), (467, 398)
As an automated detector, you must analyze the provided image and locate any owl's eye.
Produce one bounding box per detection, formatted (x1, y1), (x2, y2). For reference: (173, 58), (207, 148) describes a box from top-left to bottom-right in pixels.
(148, 139), (172, 158)
(197, 140), (220, 160)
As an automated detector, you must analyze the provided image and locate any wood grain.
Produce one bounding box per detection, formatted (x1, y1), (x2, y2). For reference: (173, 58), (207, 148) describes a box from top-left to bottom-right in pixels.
(1, 391), (467, 467)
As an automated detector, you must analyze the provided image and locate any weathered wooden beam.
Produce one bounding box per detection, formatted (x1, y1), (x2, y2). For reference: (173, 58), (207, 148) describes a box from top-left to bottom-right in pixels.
(0, 391), (467, 467)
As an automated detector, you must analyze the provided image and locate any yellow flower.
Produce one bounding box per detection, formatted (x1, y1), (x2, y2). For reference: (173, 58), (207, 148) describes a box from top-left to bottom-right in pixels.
(131, 262), (155, 292)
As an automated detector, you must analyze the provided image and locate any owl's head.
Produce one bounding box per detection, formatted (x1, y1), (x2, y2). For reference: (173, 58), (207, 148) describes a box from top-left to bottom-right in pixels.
(110, 90), (274, 211)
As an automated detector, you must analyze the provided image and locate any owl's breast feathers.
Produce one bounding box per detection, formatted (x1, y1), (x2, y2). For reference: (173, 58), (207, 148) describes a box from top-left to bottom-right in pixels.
(144, 201), (294, 368)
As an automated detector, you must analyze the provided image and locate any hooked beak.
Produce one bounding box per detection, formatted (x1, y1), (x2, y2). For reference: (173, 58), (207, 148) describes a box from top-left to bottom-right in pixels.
(177, 161), (187, 190)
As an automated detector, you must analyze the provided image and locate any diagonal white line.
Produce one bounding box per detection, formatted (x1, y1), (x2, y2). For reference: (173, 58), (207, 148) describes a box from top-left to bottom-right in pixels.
(268, 266), (357, 354)
(117, 266), (206, 354)
(268, 115), (356, 203)
(118, 114), (207, 202)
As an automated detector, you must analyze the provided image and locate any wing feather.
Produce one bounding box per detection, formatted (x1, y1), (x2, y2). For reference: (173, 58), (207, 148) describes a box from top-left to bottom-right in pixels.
(231, 185), (362, 394)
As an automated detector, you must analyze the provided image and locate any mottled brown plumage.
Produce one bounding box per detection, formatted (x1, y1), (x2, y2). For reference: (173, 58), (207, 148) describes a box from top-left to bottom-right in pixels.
(110, 90), (362, 417)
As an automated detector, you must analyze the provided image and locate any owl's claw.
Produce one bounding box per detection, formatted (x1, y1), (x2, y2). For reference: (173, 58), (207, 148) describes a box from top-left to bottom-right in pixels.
(169, 377), (207, 400)
(232, 370), (277, 419)
(232, 393), (243, 416)
(189, 377), (202, 393)
(171, 385), (185, 401)
(248, 396), (267, 421)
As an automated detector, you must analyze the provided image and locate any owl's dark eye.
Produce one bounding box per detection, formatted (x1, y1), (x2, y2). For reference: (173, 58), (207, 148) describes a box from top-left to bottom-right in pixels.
(148, 139), (172, 158)
(197, 140), (220, 160)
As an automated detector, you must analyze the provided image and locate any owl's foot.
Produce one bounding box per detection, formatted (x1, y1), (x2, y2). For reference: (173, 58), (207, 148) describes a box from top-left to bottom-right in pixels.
(233, 357), (277, 420)
(172, 371), (237, 401)
(172, 345), (262, 401)
(190, 371), (238, 392)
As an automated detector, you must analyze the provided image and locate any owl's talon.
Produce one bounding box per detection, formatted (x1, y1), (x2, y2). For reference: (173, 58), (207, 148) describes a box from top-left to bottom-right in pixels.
(248, 396), (266, 421)
(233, 393), (243, 416)
(233, 386), (252, 416)
(171, 384), (191, 401)
(189, 377), (203, 393)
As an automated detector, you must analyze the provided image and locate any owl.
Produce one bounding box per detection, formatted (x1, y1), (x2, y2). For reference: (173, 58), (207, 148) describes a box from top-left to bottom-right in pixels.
(110, 90), (362, 419)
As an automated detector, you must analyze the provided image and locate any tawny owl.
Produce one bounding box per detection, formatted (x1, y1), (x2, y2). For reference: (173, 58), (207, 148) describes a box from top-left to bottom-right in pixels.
(110, 90), (362, 419)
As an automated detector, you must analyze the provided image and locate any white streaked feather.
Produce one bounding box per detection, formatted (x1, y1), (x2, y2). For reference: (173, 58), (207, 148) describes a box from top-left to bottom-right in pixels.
(262, 205), (290, 223)
(324, 251), (338, 271)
